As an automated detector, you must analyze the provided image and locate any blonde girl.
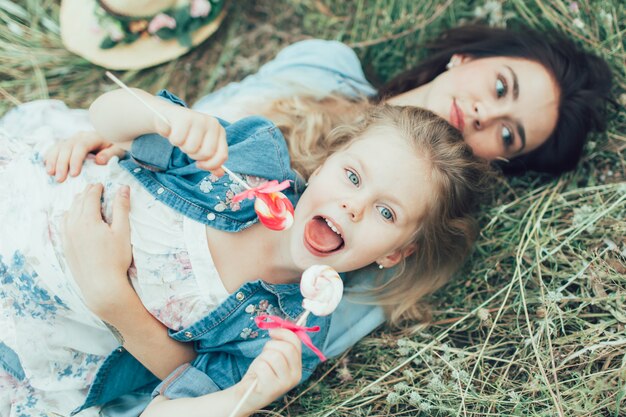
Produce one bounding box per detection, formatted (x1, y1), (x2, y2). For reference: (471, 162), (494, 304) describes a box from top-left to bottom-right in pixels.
(0, 89), (487, 417)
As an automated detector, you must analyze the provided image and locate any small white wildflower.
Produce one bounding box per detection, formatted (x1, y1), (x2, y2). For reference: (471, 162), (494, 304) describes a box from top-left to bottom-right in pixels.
(599, 9), (613, 26)
(408, 391), (423, 406)
(419, 401), (433, 412)
(402, 369), (417, 380)
(398, 347), (412, 356)
(397, 338), (410, 347)
(572, 205), (596, 233)
(508, 390), (521, 402)
(368, 385), (383, 394)
(386, 392), (401, 405)
(586, 140), (596, 151)
(477, 308), (491, 322)
(428, 374), (446, 391)
(451, 369), (470, 383)
(546, 290), (564, 303)
(573, 18), (585, 30)
(394, 382), (410, 392)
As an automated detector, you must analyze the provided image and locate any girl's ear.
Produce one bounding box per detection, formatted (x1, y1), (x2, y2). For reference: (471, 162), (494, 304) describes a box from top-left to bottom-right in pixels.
(378, 244), (417, 268)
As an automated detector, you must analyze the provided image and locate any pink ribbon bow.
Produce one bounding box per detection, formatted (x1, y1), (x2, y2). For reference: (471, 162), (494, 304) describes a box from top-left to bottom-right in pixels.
(231, 180), (292, 203)
(254, 314), (327, 362)
(231, 180), (295, 231)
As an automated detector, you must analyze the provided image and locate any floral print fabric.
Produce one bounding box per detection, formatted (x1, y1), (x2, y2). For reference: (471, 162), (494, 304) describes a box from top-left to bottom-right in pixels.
(0, 101), (228, 416)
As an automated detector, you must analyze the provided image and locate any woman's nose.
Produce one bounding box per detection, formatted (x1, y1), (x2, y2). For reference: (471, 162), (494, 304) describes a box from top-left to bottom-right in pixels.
(341, 201), (364, 222)
(472, 101), (504, 130)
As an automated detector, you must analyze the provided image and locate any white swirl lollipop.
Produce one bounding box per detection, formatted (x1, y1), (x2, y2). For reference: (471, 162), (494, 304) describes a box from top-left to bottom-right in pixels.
(297, 265), (343, 325)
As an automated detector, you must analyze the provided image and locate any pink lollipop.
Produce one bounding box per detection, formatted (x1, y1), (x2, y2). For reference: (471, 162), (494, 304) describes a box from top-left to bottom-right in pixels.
(297, 265), (343, 325)
(232, 180), (294, 231)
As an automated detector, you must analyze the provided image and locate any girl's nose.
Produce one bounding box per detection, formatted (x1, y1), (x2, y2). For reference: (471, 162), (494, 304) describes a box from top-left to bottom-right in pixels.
(341, 201), (364, 222)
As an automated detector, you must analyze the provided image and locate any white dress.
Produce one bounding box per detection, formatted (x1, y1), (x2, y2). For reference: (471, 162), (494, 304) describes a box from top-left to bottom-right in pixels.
(0, 101), (229, 416)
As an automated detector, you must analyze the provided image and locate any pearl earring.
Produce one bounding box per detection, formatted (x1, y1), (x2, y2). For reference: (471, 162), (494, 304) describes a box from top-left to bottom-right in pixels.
(446, 60), (454, 70)
(378, 263), (384, 270)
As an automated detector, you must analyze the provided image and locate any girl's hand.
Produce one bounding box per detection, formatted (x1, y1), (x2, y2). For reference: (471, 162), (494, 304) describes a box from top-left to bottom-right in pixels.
(61, 183), (134, 316)
(156, 106), (227, 176)
(44, 131), (126, 182)
(236, 328), (303, 414)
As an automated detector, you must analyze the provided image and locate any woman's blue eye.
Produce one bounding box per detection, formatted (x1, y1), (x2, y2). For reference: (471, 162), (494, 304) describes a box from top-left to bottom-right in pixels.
(345, 169), (360, 186)
(496, 77), (507, 98)
(502, 126), (513, 147)
(378, 206), (394, 221)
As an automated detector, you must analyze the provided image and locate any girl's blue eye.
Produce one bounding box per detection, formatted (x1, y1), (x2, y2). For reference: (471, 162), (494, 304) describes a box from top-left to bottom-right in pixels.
(378, 206), (394, 221)
(345, 169), (360, 186)
(502, 126), (514, 147)
(496, 77), (507, 98)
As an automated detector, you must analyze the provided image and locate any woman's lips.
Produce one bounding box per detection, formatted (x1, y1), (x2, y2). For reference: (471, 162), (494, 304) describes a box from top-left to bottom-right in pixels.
(450, 99), (465, 132)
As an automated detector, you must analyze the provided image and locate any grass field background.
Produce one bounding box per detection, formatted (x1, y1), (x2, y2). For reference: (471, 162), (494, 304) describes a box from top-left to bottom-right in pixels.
(1, 1), (624, 416)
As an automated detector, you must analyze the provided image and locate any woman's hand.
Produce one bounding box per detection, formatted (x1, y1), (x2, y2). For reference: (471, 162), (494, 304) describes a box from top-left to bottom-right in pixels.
(156, 106), (228, 176)
(61, 183), (133, 316)
(236, 328), (303, 414)
(44, 131), (126, 182)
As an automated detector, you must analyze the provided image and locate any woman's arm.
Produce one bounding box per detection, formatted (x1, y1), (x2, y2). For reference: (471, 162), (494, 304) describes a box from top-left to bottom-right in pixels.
(62, 183), (196, 379)
(141, 329), (302, 417)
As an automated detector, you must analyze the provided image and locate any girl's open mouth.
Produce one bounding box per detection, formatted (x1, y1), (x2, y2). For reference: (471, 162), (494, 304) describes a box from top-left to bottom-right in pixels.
(303, 216), (345, 257)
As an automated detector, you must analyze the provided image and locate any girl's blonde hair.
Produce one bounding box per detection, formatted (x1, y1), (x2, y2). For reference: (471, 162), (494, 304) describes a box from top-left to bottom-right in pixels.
(264, 95), (490, 326)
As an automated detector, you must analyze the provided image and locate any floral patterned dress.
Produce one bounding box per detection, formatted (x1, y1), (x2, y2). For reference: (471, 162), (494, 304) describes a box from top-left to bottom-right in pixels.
(0, 101), (229, 417)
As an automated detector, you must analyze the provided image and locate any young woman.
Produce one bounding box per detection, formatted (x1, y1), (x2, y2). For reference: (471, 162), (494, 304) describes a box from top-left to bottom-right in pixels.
(53, 25), (612, 179)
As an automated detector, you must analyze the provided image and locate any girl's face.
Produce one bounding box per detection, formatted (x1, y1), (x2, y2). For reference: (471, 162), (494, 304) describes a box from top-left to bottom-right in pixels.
(287, 126), (430, 273)
(391, 55), (560, 160)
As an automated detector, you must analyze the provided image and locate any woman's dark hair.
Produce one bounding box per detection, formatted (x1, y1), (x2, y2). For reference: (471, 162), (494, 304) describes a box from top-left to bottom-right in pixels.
(377, 25), (613, 176)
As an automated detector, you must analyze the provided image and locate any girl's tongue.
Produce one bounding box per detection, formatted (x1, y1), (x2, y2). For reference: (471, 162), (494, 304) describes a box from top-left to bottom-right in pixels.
(304, 217), (344, 253)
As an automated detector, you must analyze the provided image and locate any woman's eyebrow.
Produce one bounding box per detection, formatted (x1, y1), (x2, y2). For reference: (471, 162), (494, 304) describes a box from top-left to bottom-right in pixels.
(504, 65), (525, 152)
(505, 65), (519, 100)
(516, 121), (526, 152)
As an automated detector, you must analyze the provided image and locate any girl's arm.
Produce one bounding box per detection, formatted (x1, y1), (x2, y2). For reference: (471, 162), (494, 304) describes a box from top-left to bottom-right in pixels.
(89, 88), (227, 174)
(141, 328), (303, 417)
(62, 183), (196, 379)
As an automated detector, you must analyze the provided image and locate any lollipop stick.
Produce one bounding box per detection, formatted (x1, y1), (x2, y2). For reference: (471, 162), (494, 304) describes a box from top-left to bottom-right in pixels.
(228, 379), (257, 417)
(296, 310), (310, 326)
(104, 71), (250, 189)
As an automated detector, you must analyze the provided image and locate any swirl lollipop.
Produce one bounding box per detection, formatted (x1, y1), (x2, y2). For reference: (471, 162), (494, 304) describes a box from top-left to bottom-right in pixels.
(297, 265), (343, 324)
(104, 71), (294, 231)
(231, 180), (294, 231)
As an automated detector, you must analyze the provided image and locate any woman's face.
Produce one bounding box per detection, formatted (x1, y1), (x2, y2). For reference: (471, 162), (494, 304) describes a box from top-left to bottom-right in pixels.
(392, 55), (560, 160)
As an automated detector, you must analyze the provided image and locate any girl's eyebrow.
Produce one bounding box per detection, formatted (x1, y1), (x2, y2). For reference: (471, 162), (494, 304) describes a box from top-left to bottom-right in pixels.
(352, 154), (407, 220)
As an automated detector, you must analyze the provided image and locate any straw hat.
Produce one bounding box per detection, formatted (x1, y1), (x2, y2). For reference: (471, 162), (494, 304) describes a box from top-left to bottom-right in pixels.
(60, 0), (227, 70)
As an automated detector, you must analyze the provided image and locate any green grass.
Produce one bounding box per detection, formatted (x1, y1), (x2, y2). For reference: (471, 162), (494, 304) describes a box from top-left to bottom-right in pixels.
(1, 1), (624, 416)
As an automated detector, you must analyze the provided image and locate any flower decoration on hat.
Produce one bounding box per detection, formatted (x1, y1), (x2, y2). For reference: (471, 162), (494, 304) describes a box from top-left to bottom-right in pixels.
(94, 0), (225, 49)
